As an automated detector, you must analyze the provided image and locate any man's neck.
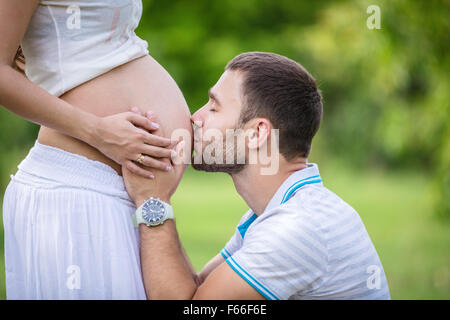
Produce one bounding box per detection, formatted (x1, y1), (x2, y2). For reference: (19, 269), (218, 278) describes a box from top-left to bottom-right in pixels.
(231, 159), (308, 215)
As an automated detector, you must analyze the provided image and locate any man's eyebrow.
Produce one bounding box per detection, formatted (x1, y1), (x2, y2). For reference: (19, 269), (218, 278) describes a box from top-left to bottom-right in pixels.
(208, 88), (221, 106)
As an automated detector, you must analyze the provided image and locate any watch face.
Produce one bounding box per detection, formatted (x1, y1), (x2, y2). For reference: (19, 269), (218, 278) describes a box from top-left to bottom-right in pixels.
(142, 199), (165, 224)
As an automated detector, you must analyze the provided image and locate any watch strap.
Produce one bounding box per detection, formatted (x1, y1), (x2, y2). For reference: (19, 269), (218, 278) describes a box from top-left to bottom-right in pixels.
(164, 203), (174, 221)
(132, 205), (144, 228)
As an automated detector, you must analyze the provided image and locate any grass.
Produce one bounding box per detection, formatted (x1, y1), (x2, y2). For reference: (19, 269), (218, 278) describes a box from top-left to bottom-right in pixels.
(1, 161), (449, 299)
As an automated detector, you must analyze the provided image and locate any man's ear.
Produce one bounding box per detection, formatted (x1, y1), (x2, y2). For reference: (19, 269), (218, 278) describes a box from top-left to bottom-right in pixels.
(245, 118), (272, 150)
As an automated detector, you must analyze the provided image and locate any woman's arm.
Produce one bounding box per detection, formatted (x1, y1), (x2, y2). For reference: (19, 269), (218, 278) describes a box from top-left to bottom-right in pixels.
(0, 0), (173, 178)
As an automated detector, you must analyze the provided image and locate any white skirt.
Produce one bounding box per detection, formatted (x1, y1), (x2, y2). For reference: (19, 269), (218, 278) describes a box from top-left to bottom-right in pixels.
(2, 141), (146, 299)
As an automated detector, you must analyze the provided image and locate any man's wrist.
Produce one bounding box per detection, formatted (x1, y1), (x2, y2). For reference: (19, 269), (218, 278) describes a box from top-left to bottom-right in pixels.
(135, 198), (146, 208)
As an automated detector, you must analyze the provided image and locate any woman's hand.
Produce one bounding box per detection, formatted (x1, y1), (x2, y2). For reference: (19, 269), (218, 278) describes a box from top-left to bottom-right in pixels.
(89, 108), (176, 178)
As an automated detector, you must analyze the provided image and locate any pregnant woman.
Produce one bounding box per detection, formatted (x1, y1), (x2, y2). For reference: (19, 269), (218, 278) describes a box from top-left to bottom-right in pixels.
(0, 0), (192, 299)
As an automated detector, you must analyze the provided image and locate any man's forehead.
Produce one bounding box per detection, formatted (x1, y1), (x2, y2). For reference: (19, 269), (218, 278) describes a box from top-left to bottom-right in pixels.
(211, 70), (244, 106)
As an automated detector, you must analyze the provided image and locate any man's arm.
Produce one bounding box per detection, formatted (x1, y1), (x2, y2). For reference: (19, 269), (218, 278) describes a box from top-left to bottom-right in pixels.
(138, 218), (265, 300)
(123, 142), (264, 299)
(139, 220), (199, 299)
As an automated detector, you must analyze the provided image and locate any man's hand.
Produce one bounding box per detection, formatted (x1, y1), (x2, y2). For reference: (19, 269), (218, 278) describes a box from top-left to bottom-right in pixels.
(122, 110), (187, 206)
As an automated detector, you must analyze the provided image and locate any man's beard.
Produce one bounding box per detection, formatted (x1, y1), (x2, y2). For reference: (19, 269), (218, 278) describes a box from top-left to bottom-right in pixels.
(192, 160), (246, 174)
(191, 129), (247, 174)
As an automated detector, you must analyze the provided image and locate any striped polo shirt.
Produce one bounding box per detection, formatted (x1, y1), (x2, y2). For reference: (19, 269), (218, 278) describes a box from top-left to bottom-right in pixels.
(221, 163), (390, 300)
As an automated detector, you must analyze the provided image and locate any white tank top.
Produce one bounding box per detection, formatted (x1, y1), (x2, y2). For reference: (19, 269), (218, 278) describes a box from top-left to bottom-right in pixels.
(21, 0), (149, 97)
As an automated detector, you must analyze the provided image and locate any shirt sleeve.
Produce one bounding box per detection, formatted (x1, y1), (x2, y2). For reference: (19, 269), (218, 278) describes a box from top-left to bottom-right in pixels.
(220, 210), (253, 260)
(224, 208), (328, 300)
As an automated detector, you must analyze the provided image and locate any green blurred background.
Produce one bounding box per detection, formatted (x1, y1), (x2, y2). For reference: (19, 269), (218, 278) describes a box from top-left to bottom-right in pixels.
(0, 0), (449, 299)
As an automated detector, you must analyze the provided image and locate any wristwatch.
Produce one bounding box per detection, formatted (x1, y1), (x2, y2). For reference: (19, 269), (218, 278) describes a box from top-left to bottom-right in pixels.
(132, 197), (174, 228)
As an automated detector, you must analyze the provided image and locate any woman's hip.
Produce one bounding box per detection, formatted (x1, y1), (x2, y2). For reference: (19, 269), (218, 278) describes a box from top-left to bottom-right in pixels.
(37, 127), (122, 175)
(2, 141), (145, 299)
(3, 139), (138, 245)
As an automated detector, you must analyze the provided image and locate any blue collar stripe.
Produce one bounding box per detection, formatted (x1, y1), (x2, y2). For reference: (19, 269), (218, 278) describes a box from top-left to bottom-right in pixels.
(281, 176), (322, 204)
(237, 213), (258, 238)
(237, 175), (322, 239)
(281, 174), (321, 203)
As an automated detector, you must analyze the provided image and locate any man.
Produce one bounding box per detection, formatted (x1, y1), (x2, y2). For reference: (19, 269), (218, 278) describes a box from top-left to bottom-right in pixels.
(122, 52), (391, 300)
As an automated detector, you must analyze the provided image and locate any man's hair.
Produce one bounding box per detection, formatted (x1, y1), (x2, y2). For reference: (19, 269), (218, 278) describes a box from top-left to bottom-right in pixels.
(226, 52), (323, 159)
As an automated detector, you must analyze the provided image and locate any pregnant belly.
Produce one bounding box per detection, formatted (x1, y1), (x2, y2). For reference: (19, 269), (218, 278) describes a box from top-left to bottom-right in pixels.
(37, 55), (192, 175)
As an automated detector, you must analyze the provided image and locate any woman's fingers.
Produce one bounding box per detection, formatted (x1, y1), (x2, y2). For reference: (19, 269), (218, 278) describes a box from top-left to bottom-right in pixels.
(127, 108), (177, 161)
(172, 140), (185, 163)
(127, 112), (159, 132)
(130, 107), (142, 114)
(125, 160), (155, 179)
(137, 129), (172, 147)
(140, 144), (176, 158)
(128, 109), (174, 147)
(138, 155), (172, 172)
